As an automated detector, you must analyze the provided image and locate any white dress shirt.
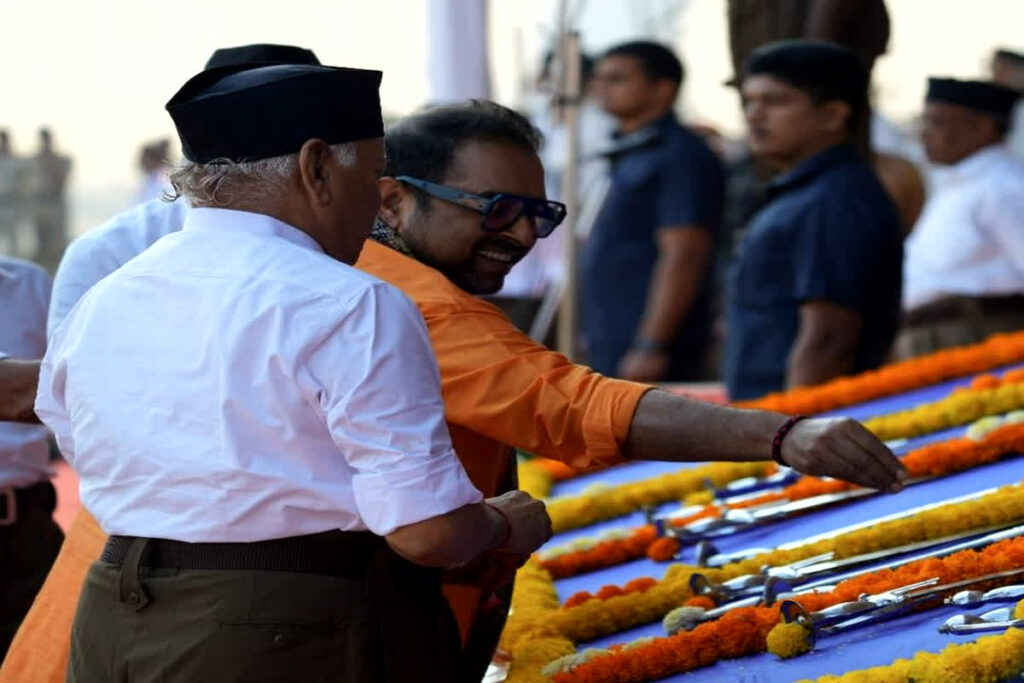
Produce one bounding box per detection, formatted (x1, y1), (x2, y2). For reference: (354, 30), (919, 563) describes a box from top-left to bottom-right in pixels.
(0, 256), (53, 488)
(37, 208), (482, 541)
(903, 145), (1024, 310)
(48, 197), (189, 338)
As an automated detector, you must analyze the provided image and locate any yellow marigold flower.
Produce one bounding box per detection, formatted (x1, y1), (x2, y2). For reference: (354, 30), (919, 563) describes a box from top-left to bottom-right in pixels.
(766, 621), (814, 659)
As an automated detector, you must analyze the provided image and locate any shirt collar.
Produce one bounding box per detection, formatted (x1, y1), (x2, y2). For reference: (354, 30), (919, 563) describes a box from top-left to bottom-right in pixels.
(768, 144), (859, 196)
(183, 208), (324, 254)
(611, 111), (676, 140)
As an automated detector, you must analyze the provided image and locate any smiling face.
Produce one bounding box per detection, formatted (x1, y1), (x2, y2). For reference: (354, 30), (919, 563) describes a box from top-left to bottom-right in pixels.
(385, 140), (547, 295)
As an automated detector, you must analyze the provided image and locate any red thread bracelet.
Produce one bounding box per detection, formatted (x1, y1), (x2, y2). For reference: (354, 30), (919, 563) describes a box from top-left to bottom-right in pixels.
(486, 503), (513, 548)
(771, 415), (808, 466)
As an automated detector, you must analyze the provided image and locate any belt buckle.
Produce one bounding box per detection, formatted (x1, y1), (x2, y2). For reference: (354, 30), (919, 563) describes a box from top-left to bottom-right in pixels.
(0, 487), (16, 526)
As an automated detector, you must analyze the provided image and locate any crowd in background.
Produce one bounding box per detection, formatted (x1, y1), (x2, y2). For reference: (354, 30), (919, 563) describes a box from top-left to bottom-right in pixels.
(497, 0), (1024, 402)
(0, 129), (71, 272)
(4, 0), (1024, 403)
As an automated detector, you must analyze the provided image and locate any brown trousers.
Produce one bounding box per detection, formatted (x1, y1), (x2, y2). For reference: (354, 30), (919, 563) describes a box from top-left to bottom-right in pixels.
(893, 296), (1024, 360)
(67, 537), (462, 683)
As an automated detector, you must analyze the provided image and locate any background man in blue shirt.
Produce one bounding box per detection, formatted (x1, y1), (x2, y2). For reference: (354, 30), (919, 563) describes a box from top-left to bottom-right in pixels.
(582, 41), (725, 383)
(725, 41), (903, 401)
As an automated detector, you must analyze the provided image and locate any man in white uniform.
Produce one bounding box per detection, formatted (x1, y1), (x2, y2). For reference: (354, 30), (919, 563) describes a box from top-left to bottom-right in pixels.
(897, 77), (1024, 358)
(0, 256), (62, 657)
(37, 63), (550, 682)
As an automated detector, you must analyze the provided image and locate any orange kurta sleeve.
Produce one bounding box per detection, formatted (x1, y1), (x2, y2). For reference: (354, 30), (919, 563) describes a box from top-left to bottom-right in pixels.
(0, 510), (105, 683)
(427, 299), (649, 468)
(357, 241), (651, 469)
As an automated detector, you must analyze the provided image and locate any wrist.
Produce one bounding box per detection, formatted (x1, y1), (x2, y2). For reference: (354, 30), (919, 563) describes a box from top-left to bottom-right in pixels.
(631, 337), (669, 355)
(484, 502), (512, 549)
(771, 415), (809, 466)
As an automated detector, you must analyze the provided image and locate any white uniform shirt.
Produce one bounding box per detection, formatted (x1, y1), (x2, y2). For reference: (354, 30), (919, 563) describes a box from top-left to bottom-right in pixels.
(37, 208), (482, 541)
(48, 197), (189, 338)
(903, 145), (1024, 310)
(1006, 101), (1024, 162)
(0, 256), (52, 488)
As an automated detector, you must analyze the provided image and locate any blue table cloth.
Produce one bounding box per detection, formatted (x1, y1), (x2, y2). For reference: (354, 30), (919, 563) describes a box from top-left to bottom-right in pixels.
(539, 363), (1024, 681)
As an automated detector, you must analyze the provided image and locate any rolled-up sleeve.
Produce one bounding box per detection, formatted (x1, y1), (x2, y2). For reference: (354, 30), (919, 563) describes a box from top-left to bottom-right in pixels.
(306, 284), (482, 536)
(423, 298), (651, 469)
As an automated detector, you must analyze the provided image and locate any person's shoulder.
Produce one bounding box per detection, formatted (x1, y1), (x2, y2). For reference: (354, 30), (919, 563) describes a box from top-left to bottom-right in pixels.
(984, 148), (1024, 187)
(356, 240), (478, 312)
(661, 122), (724, 172)
(68, 198), (187, 259)
(0, 255), (51, 284)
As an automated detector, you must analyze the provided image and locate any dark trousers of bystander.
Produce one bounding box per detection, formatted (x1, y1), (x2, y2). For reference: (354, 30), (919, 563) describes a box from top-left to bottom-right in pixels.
(893, 295), (1024, 359)
(0, 480), (63, 659)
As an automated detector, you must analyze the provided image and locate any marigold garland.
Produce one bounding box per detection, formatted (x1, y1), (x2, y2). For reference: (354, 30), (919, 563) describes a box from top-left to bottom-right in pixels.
(500, 559), (575, 683)
(539, 420), (1024, 580)
(518, 459), (556, 499)
(547, 536), (1024, 682)
(738, 331), (1024, 415)
(544, 461), (772, 533)
(861, 372), (1024, 441)
(555, 483), (1024, 628)
(803, 601), (1024, 682)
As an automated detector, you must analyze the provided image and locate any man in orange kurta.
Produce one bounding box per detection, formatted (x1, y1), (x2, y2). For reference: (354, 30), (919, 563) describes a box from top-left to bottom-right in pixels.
(2, 101), (906, 683)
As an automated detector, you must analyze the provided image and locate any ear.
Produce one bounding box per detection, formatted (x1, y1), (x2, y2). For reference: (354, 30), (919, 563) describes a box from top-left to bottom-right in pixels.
(820, 100), (852, 134)
(378, 176), (410, 229)
(653, 79), (679, 107)
(297, 138), (333, 207)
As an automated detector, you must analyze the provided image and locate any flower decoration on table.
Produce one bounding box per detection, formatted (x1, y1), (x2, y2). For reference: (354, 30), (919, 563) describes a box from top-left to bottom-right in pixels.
(802, 600), (1024, 682)
(544, 461), (772, 533)
(860, 370), (1024, 441)
(518, 457), (608, 499)
(537, 418), (1024, 580)
(552, 483), (1024, 639)
(738, 331), (1024, 415)
(541, 535), (1024, 683)
(500, 559), (575, 682)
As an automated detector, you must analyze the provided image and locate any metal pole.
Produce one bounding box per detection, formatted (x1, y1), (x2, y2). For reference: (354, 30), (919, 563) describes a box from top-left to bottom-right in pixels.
(555, 30), (582, 359)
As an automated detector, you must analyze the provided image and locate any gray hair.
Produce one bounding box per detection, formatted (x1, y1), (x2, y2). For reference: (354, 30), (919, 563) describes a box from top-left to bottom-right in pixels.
(168, 143), (357, 209)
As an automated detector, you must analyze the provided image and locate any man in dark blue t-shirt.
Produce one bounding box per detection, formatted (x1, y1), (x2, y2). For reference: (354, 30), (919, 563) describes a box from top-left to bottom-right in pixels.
(582, 41), (725, 383)
(724, 41), (903, 401)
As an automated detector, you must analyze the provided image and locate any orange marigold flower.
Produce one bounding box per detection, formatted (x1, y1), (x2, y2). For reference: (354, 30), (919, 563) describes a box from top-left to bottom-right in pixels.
(647, 537), (682, 562)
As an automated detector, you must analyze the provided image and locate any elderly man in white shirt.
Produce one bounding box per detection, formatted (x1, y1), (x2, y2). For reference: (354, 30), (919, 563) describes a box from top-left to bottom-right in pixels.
(37, 64), (550, 683)
(896, 77), (1024, 359)
(47, 43), (323, 338)
(0, 256), (63, 658)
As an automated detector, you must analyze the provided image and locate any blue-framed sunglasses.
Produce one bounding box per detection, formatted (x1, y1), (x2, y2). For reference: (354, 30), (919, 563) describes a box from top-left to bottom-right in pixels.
(396, 176), (567, 238)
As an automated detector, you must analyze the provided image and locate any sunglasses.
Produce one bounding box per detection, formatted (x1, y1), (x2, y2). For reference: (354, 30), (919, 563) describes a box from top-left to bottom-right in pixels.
(396, 176), (566, 238)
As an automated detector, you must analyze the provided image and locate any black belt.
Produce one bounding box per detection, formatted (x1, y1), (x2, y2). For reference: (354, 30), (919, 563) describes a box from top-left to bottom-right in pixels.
(0, 480), (57, 526)
(101, 530), (385, 578)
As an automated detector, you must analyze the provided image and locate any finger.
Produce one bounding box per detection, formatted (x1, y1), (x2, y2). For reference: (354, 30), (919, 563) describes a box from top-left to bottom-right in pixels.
(820, 444), (875, 489)
(846, 422), (909, 482)
(838, 434), (903, 491)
